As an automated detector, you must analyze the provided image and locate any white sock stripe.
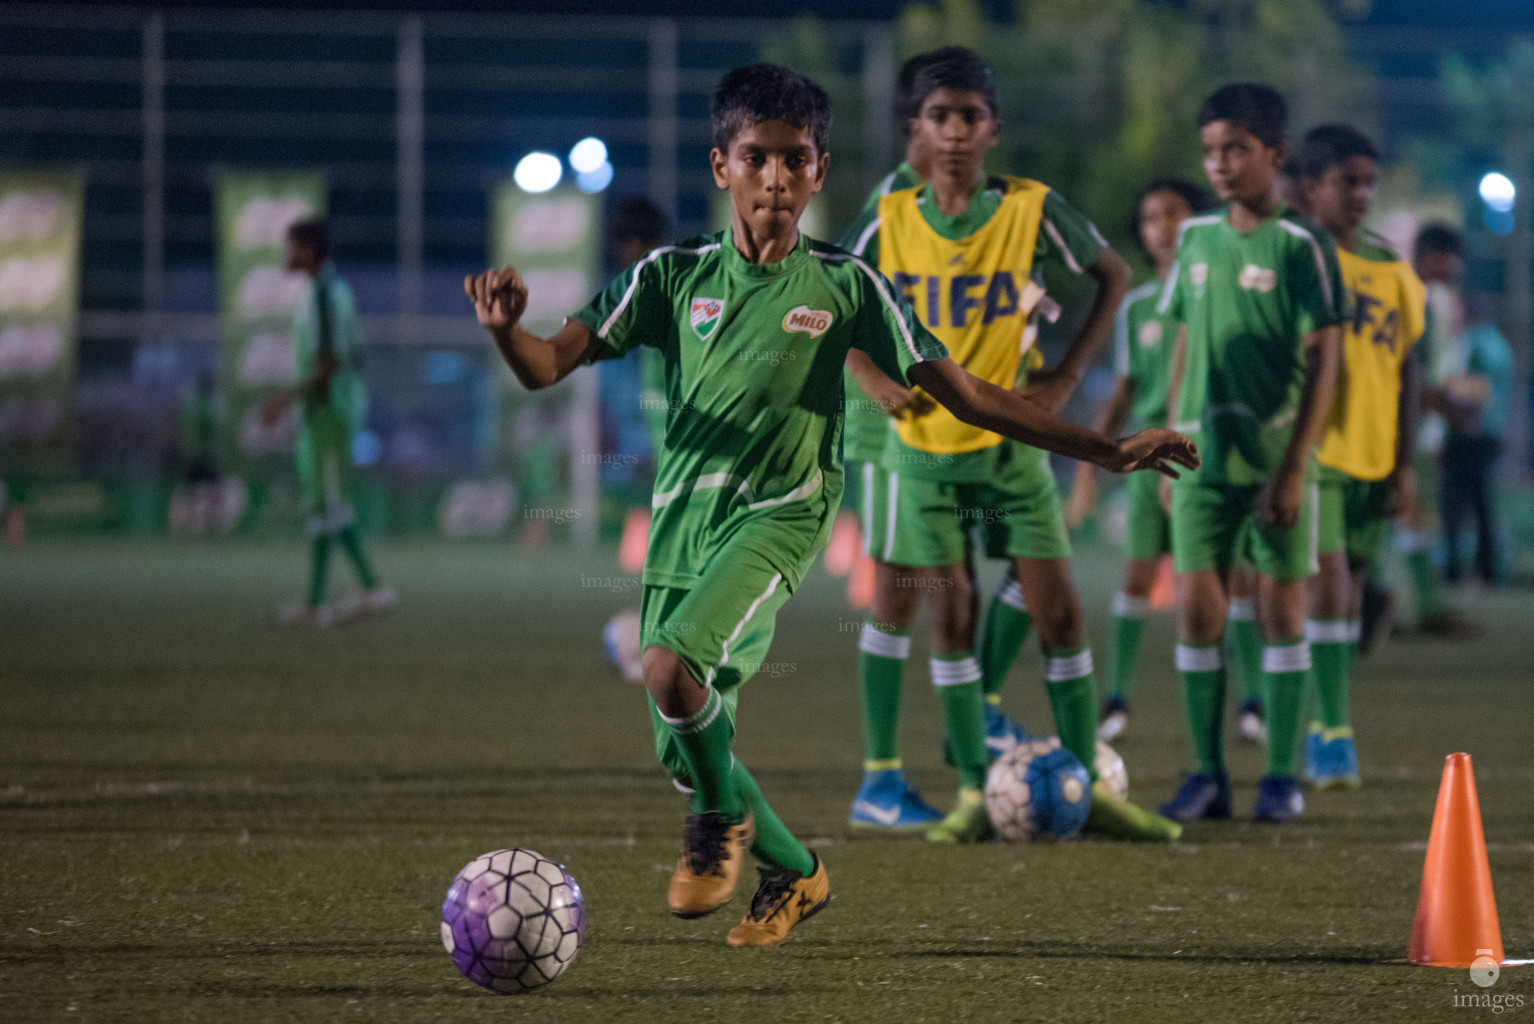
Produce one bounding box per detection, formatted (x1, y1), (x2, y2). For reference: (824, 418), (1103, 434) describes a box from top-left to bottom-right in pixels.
(1396, 528), (1429, 553)
(859, 623), (911, 659)
(1263, 642), (1312, 673)
(998, 579), (1027, 611)
(1304, 619), (1353, 644)
(1044, 650), (1094, 682)
(1175, 644), (1225, 672)
(1227, 598), (1256, 622)
(1113, 592), (1151, 618)
(930, 656), (982, 687)
(658, 688), (723, 734)
(1347, 620), (1363, 643)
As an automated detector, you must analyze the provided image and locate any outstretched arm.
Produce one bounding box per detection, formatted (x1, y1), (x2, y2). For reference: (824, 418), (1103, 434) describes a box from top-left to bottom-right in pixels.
(908, 357), (1197, 477)
(845, 348), (935, 420)
(465, 267), (603, 390)
(1067, 374), (1136, 527)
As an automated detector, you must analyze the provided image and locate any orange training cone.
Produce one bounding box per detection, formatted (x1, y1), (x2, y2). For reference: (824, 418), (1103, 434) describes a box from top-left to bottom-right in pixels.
(619, 509), (650, 574)
(1409, 752), (1505, 967)
(847, 550), (875, 610)
(824, 511), (860, 578)
(1149, 554), (1175, 611)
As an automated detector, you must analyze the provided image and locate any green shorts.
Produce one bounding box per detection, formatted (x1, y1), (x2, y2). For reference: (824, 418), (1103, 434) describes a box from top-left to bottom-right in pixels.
(882, 442), (1070, 567)
(1317, 465), (1392, 570)
(1170, 480), (1318, 582)
(296, 404), (356, 537)
(1124, 468), (1172, 561)
(856, 460), (894, 561)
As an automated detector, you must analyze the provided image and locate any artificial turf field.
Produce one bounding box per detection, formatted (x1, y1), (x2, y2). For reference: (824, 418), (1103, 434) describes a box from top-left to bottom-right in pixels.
(2, 539), (1530, 1022)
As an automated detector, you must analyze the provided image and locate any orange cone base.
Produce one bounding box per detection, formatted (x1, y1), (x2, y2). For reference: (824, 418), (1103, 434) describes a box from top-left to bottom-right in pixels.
(847, 551), (874, 610)
(619, 509), (650, 574)
(1149, 554), (1175, 611)
(824, 512), (860, 578)
(1409, 753), (1504, 967)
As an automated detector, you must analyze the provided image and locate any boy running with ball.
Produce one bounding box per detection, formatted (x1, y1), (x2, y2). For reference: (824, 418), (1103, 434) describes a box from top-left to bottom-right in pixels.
(466, 64), (1196, 946)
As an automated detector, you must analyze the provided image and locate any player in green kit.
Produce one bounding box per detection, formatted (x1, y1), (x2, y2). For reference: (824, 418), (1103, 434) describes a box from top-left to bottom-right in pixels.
(1157, 84), (1346, 824)
(465, 64), (1196, 944)
(266, 220), (394, 626)
(840, 48), (1180, 845)
(1068, 178), (1212, 742)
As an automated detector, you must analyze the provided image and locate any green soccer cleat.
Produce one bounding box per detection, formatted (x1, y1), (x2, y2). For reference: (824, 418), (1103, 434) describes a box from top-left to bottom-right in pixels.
(1084, 781), (1183, 843)
(925, 788), (995, 844)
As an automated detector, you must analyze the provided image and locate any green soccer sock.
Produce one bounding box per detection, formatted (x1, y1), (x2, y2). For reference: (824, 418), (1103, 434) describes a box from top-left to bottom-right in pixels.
(657, 687), (744, 822)
(1044, 648), (1099, 781)
(1405, 546), (1445, 618)
(980, 578), (1032, 697)
(730, 759), (814, 875)
(336, 524), (378, 590)
(1108, 593), (1150, 700)
(1306, 619), (1353, 731)
(858, 623), (909, 769)
(1175, 643), (1226, 775)
(1227, 599), (1263, 703)
(307, 535), (332, 608)
(933, 653), (987, 790)
(1263, 638), (1310, 777)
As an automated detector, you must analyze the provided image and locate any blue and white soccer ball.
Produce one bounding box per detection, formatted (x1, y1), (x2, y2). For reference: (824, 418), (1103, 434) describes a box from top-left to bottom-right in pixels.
(1042, 736), (1129, 800)
(441, 848), (586, 994)
(984, 739), (1093, 842)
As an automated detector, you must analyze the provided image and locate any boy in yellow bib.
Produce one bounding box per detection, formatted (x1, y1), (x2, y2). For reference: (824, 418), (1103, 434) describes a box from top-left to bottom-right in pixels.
(845, 47), (1180, 843)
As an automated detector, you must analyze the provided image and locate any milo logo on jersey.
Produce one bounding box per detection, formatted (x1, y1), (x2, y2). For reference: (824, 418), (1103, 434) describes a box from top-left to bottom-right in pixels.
(690, 297), (724, 340)
(782, 305), (833, 338)
(891, 271), (1022, 329)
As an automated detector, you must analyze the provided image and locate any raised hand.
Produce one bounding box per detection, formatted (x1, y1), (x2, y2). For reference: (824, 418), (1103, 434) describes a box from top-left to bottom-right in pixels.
(464, 267), (528, 332)
(1107, 428), (1200, 478)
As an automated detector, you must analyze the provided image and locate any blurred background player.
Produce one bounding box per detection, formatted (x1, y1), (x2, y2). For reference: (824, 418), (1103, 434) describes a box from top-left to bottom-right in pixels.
(1296, 124), (1426, 790)
(843, 48), (1183, 844)
(175, 369), (225, 536)
(266, 219), (394, 626)
(1157, 83), (1346, 825)
(1069, 177), (1212, 743)
(601, 196), (670, 682)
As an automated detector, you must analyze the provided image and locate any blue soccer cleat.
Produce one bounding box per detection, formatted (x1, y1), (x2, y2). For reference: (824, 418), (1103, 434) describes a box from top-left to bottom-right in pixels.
(1302, 723), (1324, 784)
(1312, 731), (1361, 790)
(1157, 771), (1232, 822)
(1252, 774), (1305, 823)
(941, 703), (1032, 767)
(850, 769), (945, 831)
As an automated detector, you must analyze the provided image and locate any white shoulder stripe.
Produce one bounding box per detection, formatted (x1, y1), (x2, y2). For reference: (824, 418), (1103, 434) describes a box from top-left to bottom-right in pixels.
(1276, 220), (1335, 311)
(851, 216), (882, 257)
(810, 250), (923, 366)
(1042, 218), (1083, 274)
(1156, 260), (1181, 315)
(878, 170), (900, 196)
(1127, 280), (1161, 304)
(598, 243), (722, 340)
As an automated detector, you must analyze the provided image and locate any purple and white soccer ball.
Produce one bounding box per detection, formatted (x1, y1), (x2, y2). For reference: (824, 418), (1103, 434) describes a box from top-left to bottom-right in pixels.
(441, 848), (586, 993)
(985, 739), (1093, 843)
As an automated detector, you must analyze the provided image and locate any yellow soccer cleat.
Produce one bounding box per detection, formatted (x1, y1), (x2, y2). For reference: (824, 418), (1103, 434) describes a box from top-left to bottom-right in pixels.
(667, 812), (755, 919)
(1084, 780), (1183, 842)
(925, 788), (995, 844)
(725, 855), (830, 947)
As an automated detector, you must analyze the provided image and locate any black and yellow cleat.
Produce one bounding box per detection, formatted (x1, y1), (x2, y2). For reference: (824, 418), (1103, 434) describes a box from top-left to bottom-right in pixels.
(1084, 780), (1182, 842)
(667, 811), (754, 919)
(925, 788), (995, 844)
(725, 855), (830, 947)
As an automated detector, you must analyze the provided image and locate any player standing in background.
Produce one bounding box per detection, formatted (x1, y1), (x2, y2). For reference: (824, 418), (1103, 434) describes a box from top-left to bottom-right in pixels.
(1068, 178), (1212, 743)
(267, 219), (395, 626)
(466, 64), (1196, 942)
(1296, 124), (1426, 789)
(843, 47), (1181, 844)
(1157, 84), (1346, 825)
(840, 50), (950, 832)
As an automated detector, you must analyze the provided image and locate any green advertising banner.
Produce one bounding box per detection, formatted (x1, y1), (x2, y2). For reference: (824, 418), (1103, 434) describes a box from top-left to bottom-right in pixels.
(0, 171), (83, 471)
(214, 171), (326, 473)
(483, 184), (601, 530)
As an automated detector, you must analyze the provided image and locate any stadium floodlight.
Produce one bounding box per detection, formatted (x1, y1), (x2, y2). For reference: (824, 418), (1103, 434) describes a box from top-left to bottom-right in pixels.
(569, 137), (608, 175)
(576, 162), (614, 194)
(514, 152), (563, 193)
(1479, 171), (1516, 213)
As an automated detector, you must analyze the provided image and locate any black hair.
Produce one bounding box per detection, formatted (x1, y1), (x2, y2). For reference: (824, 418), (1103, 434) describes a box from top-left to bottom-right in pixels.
(894, 50), (945, 131)
(1128, 178), (1215, 257)
(1198, 83), (1287, 149)
(286, 218), (330, 262)
(907, 46), (998, 121)
(1414, 222), (1465, 260)
(1299, 124), (1380, 180)
(711, 63), (831, 155)
(610, 196), (667, 248)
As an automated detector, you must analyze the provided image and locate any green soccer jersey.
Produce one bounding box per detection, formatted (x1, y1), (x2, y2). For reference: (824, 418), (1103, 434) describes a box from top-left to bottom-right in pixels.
(843, 178), (1105, 482)
(839, 161), (923, 464)
(1159, 206), (1347, 485)
(293, 266), (367, 435)
(572, 227), (948, 589)
(1114, 278), (1177, 429)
